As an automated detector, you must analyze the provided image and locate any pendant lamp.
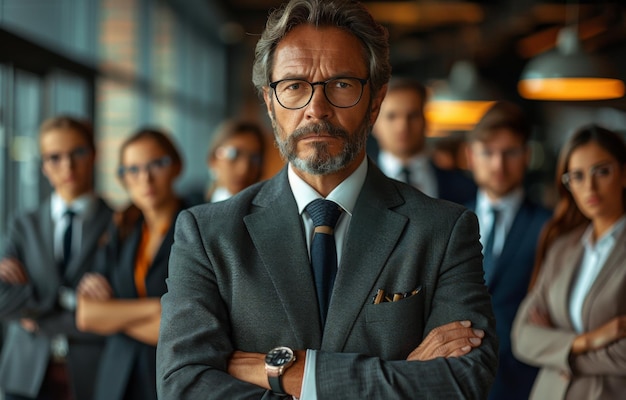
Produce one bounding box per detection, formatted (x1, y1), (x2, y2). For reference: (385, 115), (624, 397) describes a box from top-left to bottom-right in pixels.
(425, 61), (497, 135)
(518, 26), (624, 100)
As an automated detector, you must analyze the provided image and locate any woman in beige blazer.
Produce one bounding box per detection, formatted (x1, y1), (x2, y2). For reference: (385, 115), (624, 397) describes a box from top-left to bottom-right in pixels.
(512, 124), (626, 400)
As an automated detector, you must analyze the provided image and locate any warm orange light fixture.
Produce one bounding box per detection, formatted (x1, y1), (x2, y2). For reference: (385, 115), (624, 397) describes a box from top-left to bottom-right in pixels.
(426, 61), (498, 136)
(518, 26), (625, 101)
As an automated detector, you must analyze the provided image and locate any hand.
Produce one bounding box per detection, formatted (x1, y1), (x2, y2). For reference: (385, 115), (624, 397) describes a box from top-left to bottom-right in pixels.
(77, 273), (113, 300)
(528, 306), (552, 327)
(0, 257), (28, 284)
(20, 318), (39, 333)
(572, 315), (626, 355)
(407, 320), (484, 361)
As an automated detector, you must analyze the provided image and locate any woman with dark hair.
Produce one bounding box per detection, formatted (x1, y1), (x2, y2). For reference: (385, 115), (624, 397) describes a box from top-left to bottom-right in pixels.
(206, 119), (265, 202)
(512, 124), (626, 399)
(76, 128), (184, 400)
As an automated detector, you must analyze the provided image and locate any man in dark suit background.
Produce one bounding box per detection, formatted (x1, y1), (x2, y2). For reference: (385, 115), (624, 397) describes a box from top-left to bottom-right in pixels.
(369, 77), (477, 204)
(157, 0), (497, 398)
(465, 101), (551, 400)
(0, 116), (112, 400)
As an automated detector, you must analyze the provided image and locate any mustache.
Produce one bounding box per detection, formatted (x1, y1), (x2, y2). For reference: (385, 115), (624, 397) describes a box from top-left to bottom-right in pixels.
(290, 120), (349, 141)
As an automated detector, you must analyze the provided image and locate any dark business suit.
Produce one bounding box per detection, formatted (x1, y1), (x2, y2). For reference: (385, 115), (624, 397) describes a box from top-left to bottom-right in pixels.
(467, 198), (551, 400)
(157, 160), (498, 399)
(367, 142), (476, 205)
(92, 209), (180, 400)
(0, 197), (112, 399)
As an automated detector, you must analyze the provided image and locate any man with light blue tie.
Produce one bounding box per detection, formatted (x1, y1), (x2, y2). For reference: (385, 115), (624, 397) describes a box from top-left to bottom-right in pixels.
(465, 101), (551, 400)
(157, 0), (497, 398)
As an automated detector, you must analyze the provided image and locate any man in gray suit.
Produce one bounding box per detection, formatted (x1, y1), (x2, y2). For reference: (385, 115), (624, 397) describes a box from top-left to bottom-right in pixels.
(157, 0), (497, 398)
(0, 116), (113, 400)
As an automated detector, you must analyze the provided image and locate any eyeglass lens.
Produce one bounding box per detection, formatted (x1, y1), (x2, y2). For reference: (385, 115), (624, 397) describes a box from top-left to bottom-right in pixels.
(271, 77), (366, 109)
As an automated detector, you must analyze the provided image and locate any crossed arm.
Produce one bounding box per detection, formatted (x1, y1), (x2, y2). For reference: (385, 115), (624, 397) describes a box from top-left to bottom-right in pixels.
(76, 272), (161, 346)
(227, 320), (486, 396)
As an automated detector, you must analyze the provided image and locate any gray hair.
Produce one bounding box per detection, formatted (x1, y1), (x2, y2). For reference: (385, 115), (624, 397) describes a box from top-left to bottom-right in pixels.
(252, 0), (391, 97)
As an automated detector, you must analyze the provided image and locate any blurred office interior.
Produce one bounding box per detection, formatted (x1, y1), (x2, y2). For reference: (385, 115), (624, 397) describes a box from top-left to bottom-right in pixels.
(1, 0), (626, 244)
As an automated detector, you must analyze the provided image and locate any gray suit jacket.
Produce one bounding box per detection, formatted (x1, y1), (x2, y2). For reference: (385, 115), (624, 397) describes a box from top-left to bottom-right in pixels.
(512, 224), (626, 400)
(0, 197), (113, 399)
(157, 161), (497, 399)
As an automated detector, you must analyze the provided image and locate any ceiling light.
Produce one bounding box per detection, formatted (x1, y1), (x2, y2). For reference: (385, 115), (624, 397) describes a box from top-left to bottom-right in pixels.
(518, 26), (625, 100)
(425, 61), (497, 135)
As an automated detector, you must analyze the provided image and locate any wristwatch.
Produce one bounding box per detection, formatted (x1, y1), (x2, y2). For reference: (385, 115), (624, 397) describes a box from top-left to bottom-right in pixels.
(265, 346), (296, 396)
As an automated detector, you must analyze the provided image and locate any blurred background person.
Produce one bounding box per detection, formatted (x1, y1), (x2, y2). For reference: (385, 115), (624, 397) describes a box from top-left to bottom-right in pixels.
(369, 77), (476, 204)
(465, 101), (551, 400)
(512, 125), (626, 400)
(0, 116), (113, 400)
(205, 119), (265, 202)
(76, 128), (184, 400)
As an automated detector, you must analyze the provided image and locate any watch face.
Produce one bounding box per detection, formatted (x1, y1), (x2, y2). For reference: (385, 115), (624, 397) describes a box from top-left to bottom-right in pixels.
(265, 347), (293, 366)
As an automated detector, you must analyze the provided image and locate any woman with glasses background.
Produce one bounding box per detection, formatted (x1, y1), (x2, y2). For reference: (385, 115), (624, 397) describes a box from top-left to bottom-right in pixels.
(205, 119), (265, 202)
(75, 128), (184, 400)
(512, 124), (626, 399)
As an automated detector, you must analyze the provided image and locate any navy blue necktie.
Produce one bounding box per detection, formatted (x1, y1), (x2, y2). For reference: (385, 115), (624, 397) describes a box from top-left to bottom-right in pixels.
(62, 210), (75, 271)
(306, 199), (342, 324)
(482, 208), (499, 284)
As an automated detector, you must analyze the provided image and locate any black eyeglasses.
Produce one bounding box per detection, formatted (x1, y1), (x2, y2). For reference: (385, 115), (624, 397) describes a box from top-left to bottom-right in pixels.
(268, 77), (368, 110)
(118, 156), (172, 180)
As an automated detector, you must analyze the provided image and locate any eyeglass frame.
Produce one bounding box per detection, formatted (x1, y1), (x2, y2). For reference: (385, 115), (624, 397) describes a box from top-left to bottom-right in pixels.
(214, 145), (263, 166)
(117, 155), (173, 179)
(41, 146), (91, 168)
(561, 161), (616, 191)
(268, 76), (369, 110)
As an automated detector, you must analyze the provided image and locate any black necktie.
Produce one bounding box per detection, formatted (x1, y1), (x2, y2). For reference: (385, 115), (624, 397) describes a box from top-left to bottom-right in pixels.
(306, 199), (342, 324)
(400, 166), (412, 185)
(482, 208), (499, 284)
(62, 210), (75, 270)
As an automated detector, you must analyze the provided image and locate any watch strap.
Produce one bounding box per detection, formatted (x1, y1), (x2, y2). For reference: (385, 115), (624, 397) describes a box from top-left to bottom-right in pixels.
(268, 373), (287, 396)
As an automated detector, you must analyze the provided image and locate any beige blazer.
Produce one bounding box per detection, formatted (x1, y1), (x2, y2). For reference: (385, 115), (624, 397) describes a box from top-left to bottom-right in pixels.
(512, 223), (626, 400)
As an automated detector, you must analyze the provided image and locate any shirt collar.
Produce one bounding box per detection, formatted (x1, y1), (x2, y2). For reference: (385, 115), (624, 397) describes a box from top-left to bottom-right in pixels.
(378, 150), (429, 176)
(210, 187), (233, 203)
(288, 157), (368, 218)
(51, 192), (96, 222)
(581, 214), (626, 250)
(476, 186), (524, 215)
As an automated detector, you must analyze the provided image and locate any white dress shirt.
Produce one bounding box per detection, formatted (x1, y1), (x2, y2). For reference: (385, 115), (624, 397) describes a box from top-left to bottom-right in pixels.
(377, 150), (438, 198)
(569, 216), (626, 333)
(51, 192), (97, 264)
(210, 187), (233, 203)
(287, 157), (368, 400)
(475, 187), (524, 259)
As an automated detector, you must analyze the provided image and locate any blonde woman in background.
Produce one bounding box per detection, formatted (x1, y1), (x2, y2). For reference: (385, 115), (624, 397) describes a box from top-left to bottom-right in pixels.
(512, 125), (626, 399)
(206, 120), (265, 202)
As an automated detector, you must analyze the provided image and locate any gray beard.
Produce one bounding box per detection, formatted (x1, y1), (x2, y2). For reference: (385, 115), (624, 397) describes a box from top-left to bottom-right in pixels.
(271, 109), (370, 176)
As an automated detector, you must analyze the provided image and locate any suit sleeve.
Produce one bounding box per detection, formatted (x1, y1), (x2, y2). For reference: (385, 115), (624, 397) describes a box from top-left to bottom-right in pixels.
(157, 210), (280, 399)
(511, 245), (578, 374)
(314, 209), (498, 398)
(0, 217), (42, 320)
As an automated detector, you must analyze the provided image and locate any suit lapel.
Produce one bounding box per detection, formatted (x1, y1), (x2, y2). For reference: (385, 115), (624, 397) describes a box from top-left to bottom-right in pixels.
(581, 225), (626, 326)
(322, 162), (408, 350)
(245, 169), (323, 347)
(552, 229), (584, 330)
